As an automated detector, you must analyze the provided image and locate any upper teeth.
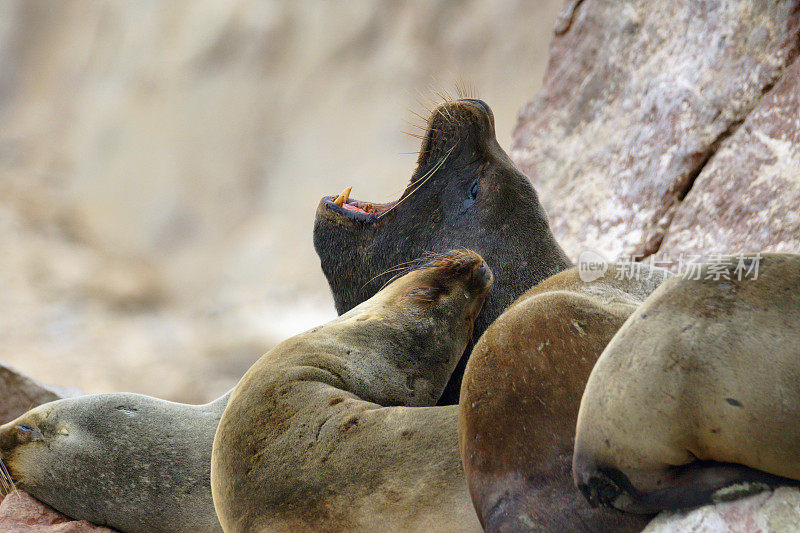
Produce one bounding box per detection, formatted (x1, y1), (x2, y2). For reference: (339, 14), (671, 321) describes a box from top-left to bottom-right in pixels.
(333, 186), (352, 206)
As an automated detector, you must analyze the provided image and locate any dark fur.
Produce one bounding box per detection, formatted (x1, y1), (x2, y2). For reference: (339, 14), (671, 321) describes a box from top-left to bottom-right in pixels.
(313, 99), (572, 404)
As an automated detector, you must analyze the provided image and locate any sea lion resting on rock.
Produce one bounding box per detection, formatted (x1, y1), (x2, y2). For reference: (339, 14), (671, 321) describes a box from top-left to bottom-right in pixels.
(0, 391), (229, 532)
(459, 264), (670, 532)
(573, 253), (800, 514)
(315, 97), (669, 530)
(211, 249), (492, 532)
(314, 97), (572, 404)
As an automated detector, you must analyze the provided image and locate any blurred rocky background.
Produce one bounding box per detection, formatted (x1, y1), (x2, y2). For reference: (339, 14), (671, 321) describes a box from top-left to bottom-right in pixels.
(0, 0), (562, 402)
(3, 0), (800, 531)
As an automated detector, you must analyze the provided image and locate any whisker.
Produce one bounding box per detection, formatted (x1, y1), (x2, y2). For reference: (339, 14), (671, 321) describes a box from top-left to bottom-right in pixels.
(0, 457), (15, 497)
(434, 88), (455, 105)
(408, 109), (431, 124)
(377, 272), (405, 292)
(403, 120), (438, 133)
(400, 131), (425, 139)
(375, 249), (463, 292)
(377, 143), (456, 220)
(361, 260), (422, 290)
(414, 98), (435, 116)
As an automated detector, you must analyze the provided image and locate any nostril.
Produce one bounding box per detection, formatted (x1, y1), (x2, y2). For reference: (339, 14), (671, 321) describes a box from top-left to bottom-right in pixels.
(473, 262), (493, 288)
(461, 98), (490, 115)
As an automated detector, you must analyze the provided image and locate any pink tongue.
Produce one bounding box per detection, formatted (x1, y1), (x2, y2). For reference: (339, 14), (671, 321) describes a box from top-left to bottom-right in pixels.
(343, 203), (368, 214)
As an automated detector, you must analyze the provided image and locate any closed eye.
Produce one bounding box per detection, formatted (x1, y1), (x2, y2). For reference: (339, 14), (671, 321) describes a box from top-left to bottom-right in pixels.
(469, 178), (479, 200)
(405, 287), (442, 300)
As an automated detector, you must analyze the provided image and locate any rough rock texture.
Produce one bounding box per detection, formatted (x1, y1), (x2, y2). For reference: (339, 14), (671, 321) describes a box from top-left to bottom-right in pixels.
(0, 491), (115, 532)
(512, 0), (800, 262)
(645, 488), (800, 533)
(659, 53), (800, 259)
(0, 364), (83, 424)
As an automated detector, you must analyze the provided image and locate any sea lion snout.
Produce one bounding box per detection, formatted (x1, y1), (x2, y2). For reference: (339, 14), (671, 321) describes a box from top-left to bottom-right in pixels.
(458, 98), (495, 129)
(472, 260), (493, 291)
(414, 249), (493, 298)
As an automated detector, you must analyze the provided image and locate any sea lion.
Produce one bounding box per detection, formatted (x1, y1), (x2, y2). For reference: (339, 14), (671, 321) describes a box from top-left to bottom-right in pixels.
(211, 249), (492, 532)
(313, 97), (572, 404)
(0, 391), (229, 532)
(573, 253), (800, 514)
(459, 264), (671, 532)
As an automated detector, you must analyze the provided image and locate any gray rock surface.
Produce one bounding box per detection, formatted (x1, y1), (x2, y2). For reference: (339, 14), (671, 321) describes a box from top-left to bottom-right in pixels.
(645, 488), (800, 533)
(511, 0), (800, 262)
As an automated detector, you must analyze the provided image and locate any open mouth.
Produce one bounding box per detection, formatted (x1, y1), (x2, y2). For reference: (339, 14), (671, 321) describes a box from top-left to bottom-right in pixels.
(323, 186), (399, 222)
(321, 97), (492, 224)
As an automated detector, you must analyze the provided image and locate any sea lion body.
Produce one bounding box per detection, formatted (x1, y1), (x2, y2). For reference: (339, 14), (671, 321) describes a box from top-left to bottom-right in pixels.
(573, 253), (800, 514)
(211, 250), (492, 532)
(314, 98), (571, 404)
(0, 391), (229, 532)
(459, 264), (671, 532)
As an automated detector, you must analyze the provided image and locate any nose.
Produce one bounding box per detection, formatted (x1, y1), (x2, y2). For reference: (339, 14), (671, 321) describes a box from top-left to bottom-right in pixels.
(460, 98), (491, 115)
(472, 260), (493, 291)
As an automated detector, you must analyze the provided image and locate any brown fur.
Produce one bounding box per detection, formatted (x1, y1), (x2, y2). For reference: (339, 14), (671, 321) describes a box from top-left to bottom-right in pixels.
(574, 253), (800, 513)
(212, 250), (492, 532)
(459, 265), (671, 532)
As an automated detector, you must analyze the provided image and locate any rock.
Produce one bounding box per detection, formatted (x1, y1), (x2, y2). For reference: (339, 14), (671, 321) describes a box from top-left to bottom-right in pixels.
(511, 0), (800, 262)
(0, 490), (115, 532)
(0, 364), (80, 424)
(658, 53), (800, 260)
(645, 487), (800, 533)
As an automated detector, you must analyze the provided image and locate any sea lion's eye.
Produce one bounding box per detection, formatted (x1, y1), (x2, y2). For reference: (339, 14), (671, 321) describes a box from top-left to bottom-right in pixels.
(16, 423), (43, 441)
(469, 178), (480, 200)
(406, 287), (441, 300)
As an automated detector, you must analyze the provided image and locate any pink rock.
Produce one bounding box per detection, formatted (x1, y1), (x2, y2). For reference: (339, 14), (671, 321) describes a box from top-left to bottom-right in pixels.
(0, 363), (81, 424)
(0, 490), (115, 532)
(511, 0), (800, 261)
(658, 54), (800, 261)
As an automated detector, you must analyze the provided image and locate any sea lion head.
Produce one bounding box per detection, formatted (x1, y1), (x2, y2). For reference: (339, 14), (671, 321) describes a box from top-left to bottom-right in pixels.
(306, 248), (493, 407)
(0, 402), (66, 497)
(0, 394), (224, 532)
(314, 98), (570, 403)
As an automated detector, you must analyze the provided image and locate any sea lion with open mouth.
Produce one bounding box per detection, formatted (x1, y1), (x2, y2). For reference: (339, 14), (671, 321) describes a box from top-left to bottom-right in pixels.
(313, 98), (572, 405)
(573, 253), (800, 515)
(211, 249), (492, 532)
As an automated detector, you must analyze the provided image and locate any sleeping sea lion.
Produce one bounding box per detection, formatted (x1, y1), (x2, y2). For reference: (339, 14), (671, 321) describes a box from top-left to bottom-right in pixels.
(0, 391), (229, 532)
(459, 264), (671, 532)
(211, 249), (492, 532)
(573, 253), (800, 514)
